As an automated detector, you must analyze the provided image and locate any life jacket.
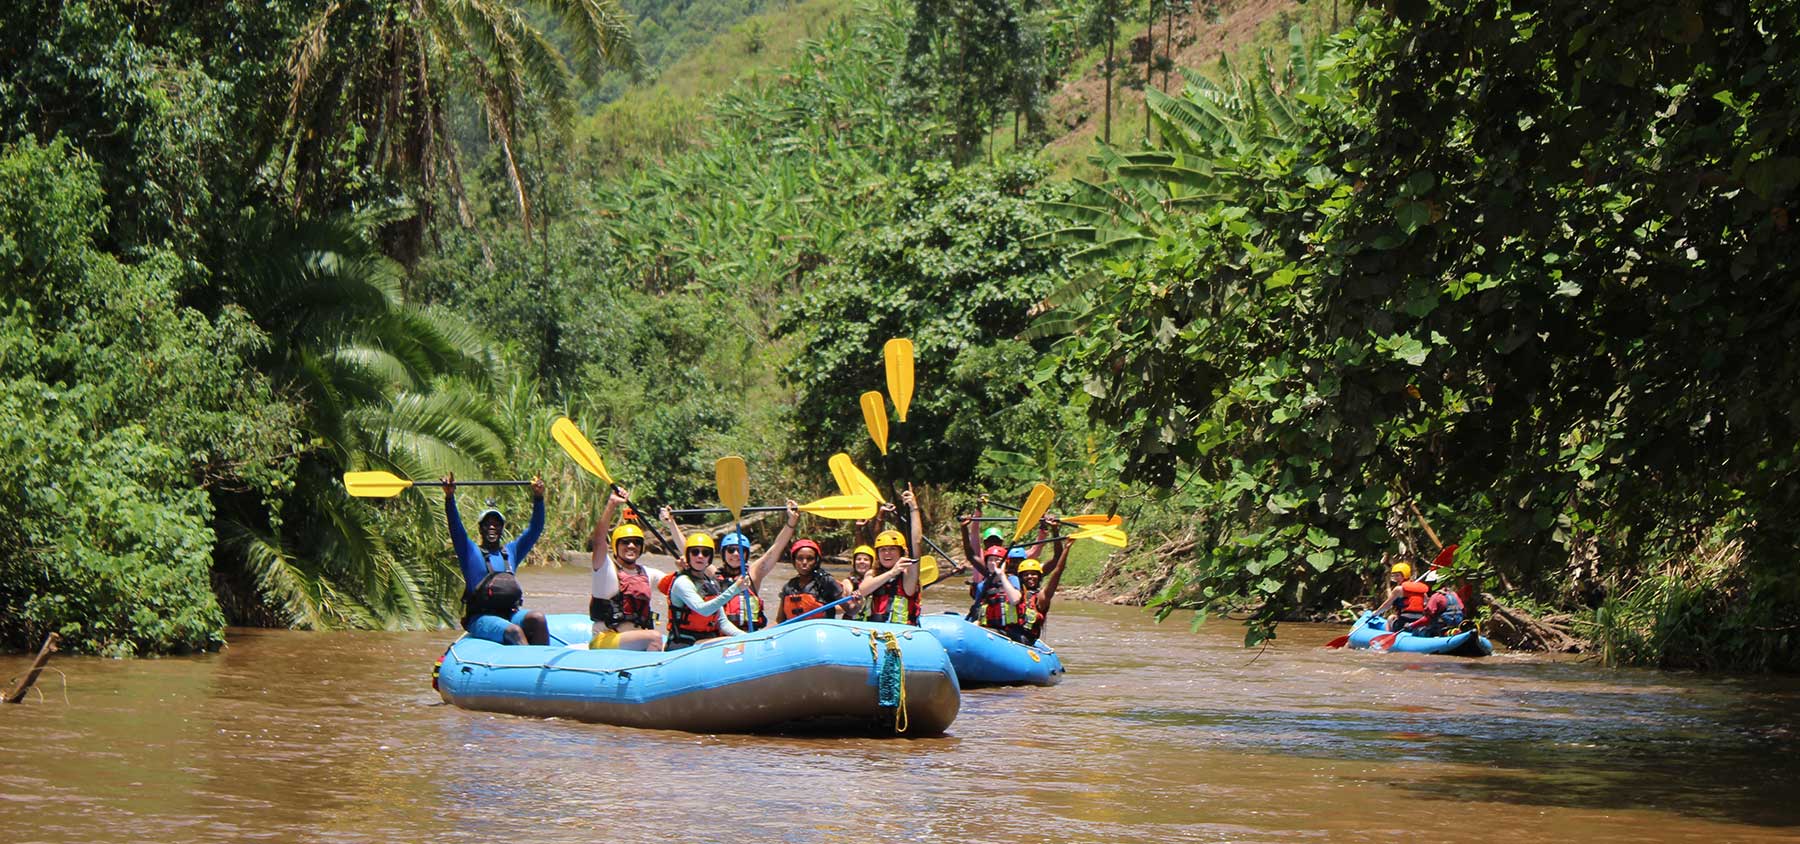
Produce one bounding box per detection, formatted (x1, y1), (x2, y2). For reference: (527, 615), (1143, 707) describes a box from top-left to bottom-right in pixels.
(1397, 580), (1429, 614)
(724, 590), (768, 631)
(1434, 589), (1465, 625)
(463, 547), (522, 622)
(779, 571), (842, 622)
(866, 575), (920, 626)
(667, 572), (724, 648)
(591, 564), (655, 630)
(977, 578), (1020, 630)
(1019, 589), (1046, 640)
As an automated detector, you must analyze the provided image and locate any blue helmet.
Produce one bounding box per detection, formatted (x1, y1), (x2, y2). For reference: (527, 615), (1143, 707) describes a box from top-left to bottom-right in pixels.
(1007, 547), (1028, 560)
(720, 532), (753, 553)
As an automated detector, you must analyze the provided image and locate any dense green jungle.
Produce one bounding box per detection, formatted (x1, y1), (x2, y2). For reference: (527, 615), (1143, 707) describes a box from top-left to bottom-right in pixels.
(2, 0), (1796, 671)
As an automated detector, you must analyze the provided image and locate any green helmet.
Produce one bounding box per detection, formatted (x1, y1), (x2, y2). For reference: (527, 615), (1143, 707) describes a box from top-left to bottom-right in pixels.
(980, 526), (1005, 544)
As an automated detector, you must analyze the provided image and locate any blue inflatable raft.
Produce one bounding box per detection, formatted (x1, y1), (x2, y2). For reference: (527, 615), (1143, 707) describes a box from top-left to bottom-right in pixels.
(1344, 612), (1493, 657)
(920, 612), (1064, 687)
(435, 614), (960, 735)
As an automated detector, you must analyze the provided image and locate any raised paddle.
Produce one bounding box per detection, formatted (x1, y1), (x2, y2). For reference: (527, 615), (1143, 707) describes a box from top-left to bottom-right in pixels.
(667, 495), (879, 521)
(1012, 483), (1055, 543)
(343, 471), (530, 498)
(884, 338), (915, 423)
(830, 452), (887, 503)
(551, 416), (678, 555)
(715, 456), (753, 634)
(860, 391), (889, 456)
(1064, 513), (1124, 528)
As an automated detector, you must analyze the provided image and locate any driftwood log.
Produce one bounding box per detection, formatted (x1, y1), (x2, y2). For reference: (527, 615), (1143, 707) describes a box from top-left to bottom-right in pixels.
(1481, 593), (1588, 653)
(4, 633), (60, 704)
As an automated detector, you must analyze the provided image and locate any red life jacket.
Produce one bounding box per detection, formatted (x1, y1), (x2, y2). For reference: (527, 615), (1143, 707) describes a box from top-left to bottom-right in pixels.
(667, 573), (724, 647)
(1398, 580), (1429, 614)
(1019, 589), (1046, 640)
(867, 577), (920, 626)
(978, 578), (1020, 630)
(615, 564), (654, 628)
(724, 591), (768, 631)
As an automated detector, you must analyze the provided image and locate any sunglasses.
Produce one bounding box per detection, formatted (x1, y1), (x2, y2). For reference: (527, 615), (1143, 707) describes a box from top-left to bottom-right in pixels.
(616, 538), (644, 547)
(688, 548), (714, 558)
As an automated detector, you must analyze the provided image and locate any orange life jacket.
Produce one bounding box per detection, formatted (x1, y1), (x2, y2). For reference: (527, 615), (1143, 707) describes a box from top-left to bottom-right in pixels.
(724, 591), (768, 631)
(1398, 580), (1429, 614)
(667, 573), (724, 647)
(778, 571), (843, 622)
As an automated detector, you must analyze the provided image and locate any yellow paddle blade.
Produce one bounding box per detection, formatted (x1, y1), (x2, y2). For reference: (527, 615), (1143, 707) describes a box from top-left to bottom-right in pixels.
(1012, 482), (1055, 543)
(835, 453), (889, 504)
(551, 417), (613, 484)
(715, 456), (749, 521)
(860, 390), (889, 455)
(827, 452), (857, 497)
(1072, 525), (1129, 547)
(884, 338), (915, 423)
(343, 470), (413, 498)
(1064, 513), (1123, 528)
(917, 554), (940, 587)
(798, 494), (880, 521)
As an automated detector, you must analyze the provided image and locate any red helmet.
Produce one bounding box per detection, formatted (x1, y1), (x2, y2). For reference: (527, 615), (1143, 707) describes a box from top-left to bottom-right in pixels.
(790, 539), (822, 558)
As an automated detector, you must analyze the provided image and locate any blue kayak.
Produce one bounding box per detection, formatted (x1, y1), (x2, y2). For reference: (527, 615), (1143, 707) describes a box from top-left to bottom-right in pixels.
(920, 612), (1065, 687)
(436, 613), (960, 735)
(1344, 612), (1493, 657)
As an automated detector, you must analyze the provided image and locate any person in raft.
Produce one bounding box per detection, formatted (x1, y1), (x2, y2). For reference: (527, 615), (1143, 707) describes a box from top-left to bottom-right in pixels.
(443, 472), (550, 646)
(1017, 521), (1072, 645)
(967, 544), (1026, 641)
(1371, 560), (1427, 634)
(837, 543), (876, 620)
(716, 501), (799, 632)
(1408, 570), (1467, 636)
(587, 488), (667, 651)
(850, 487), (924, 624)
(777, 538), (847, 622)
(665, 532), (751, 650)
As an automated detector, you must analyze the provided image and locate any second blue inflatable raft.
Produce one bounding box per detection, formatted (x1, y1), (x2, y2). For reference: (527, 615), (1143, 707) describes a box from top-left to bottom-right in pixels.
(920, 612), (1064, 686)
(1344, 612), (1494, 657)
(436, 614), (960, 734)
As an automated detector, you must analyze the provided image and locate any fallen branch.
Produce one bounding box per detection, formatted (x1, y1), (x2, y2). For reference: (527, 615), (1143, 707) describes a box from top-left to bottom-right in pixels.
(4, 633), (60, 704)
(1482, 594), (1587, 653)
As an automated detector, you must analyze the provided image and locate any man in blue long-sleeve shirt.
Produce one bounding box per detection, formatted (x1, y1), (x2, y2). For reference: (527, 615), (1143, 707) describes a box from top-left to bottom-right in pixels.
(443, 472), (550, 645)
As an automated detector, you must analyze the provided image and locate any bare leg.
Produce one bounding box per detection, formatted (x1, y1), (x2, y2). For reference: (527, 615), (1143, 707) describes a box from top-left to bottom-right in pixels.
(519, 611), (549, 646)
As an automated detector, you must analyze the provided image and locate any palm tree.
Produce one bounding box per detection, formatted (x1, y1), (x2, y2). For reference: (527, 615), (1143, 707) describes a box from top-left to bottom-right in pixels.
(278, 0), (637, 259)
(214, 204), (515, 629)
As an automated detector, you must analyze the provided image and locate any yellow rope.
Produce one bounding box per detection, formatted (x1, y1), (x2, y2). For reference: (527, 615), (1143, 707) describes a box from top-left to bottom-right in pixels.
(867, 631), (909, 733)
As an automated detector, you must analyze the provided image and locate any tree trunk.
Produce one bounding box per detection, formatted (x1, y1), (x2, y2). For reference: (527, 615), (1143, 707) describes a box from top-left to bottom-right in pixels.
(4, 633), (60, 704)
(1103, 4), (1115, 144)
(1145, 0), (1154, 144)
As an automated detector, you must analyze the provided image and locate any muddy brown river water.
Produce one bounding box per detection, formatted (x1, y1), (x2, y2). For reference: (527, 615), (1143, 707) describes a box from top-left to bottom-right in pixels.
(4, 567), (1798, 843)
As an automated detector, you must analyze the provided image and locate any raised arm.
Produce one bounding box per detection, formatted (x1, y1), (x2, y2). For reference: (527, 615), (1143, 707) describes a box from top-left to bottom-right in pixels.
(657, 505), (686, 556)
(749, 500), (800, 587)
(511, 477), (547, 561)
(442, 475), (472, 556)
(902, 485), (922, 594)
(591, 488), (627, 571)
(671, 574), (746, 617)
(1039, 537), (1073, 606)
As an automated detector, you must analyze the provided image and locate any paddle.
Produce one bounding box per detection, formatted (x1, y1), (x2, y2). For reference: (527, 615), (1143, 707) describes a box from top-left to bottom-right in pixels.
(716, 456), (753, 634)
(550, 416), (679, 555)
(831, 452), (887, 503)
(860, 391), (889, 456)
(1012, 483), (1055, 543)
(667, 495), (878, 521)
(783, 555), (940, 624)
(884, 338), (914, 422)
(343, 471), (530, 499)
(1064, 513), (1124, 528)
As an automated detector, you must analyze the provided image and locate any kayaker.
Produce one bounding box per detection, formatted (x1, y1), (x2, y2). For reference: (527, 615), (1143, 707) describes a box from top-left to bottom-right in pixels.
(665, 532), (750, 650)
(715, 501), (799, 632)
(1018, 523), (1072, 644)
(838, 544), (876, 620)
(968, 544), (1025, 641)
(777, 538), (847, 622)
(1408, 570), (1467, 636)
(443, 473), (549, 646)
(1371, 560), (1428, 633)
(588, 488), (666, 651)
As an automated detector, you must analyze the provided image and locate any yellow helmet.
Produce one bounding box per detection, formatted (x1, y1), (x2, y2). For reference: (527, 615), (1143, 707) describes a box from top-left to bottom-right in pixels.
(851, 544), (876, 560)
(1016, 558), (1045, 575)
(610, 522), (645, 547)
(686, 533), (717, 552)
(1390, 562), (1413, 579)
(873, 529), (908, 550)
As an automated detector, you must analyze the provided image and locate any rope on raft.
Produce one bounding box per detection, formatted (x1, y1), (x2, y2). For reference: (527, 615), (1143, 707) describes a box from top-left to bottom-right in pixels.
(867, 631), (908, 733)
(448, 622), (925, 677)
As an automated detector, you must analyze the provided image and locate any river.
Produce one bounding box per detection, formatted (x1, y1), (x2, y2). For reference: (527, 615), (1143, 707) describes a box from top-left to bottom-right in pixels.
(4, 567), (1797, 843)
